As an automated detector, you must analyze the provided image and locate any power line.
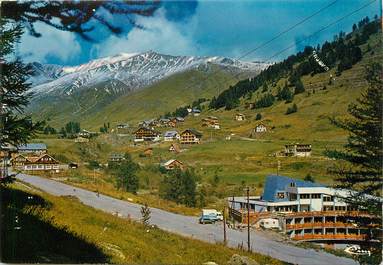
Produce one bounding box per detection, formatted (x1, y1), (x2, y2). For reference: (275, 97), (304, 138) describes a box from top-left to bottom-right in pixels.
(165, 0), (343, 110)
(264, 0), (378, 62)
(210, 0), (378, 98)
(236, 0), (340, 61)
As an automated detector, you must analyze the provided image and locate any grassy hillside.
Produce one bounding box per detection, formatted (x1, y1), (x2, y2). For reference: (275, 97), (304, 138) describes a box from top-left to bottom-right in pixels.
(3, 183), (284, 265)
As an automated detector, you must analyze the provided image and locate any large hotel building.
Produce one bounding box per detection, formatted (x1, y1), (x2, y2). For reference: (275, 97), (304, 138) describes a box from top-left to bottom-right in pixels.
(228, 175), (380, 244)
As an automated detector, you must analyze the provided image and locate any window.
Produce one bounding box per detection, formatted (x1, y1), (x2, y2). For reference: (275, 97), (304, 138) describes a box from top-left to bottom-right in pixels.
(299, 194), (310, 199)
(277, 192), (285, 199)
(290, 193), (298, 201)
(290, 182), (296, 187)
(312, 194), (321, 199)
(323, 196), (334, 202)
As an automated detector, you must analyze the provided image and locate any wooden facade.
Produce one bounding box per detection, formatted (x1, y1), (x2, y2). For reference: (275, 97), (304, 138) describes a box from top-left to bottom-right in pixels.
(11, 154), (63, 171)
(180, 129), (202, 144)
(134, 127), (160, 142)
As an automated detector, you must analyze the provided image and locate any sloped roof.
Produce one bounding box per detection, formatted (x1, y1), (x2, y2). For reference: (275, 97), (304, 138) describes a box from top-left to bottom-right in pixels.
(262, 175), (325, 202)
(162, 159), (183, 166)
(18, 143), (47, 151)
(169, 143), (181, 152)
(182, 129), (202, 137)
(164, 130), (179, 137)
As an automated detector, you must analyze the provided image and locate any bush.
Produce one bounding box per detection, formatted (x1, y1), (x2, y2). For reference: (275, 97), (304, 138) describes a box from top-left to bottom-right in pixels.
(294, 79), (305, 94)
(286, 103), (298, 115)
(255, 113), (262, 120)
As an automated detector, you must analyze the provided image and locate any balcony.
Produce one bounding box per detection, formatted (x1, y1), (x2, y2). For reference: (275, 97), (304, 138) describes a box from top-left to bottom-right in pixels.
(286, 222), (358, 230)
(292, 234), (367, 241)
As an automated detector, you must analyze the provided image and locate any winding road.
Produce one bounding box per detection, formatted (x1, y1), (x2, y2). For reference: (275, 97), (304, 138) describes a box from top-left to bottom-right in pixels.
(15, 173), (358, 265)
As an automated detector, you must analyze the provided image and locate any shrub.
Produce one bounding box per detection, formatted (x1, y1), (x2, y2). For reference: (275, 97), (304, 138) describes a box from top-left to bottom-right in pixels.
(255, 113), (262, 120)
(286, 104), (298, 115)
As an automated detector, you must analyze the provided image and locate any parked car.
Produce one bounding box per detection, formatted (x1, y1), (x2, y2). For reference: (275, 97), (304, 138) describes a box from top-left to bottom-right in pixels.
(199, 209), (223, 224)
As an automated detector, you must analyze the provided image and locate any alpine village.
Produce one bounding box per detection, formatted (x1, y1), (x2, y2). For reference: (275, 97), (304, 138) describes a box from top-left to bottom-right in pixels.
(0, 2), (382, 265)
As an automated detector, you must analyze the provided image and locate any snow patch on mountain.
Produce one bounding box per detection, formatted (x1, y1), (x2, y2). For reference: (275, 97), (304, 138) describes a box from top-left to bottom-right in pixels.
(29, 51), (269, 97)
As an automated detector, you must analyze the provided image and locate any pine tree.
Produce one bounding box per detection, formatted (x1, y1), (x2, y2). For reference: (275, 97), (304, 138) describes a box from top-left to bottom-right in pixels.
(294, 78), (305, 94)
(0, 19), (43, 148)
(325, 63), (382, 216)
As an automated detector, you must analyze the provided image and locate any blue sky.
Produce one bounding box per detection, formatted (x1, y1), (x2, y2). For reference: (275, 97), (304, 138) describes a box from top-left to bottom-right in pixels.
(18, 0), (380, 66)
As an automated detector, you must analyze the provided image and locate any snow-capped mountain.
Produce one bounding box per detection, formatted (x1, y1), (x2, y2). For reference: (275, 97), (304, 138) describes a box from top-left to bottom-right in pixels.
(28, 51), (269, 97)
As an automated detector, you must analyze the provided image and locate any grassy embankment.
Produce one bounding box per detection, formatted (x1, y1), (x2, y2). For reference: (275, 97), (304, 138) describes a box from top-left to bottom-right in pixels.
(2, 182), (285, 265)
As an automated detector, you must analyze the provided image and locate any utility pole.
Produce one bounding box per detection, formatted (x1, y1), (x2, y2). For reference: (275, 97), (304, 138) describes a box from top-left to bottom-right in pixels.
(277, 160), (281, 176)
(247, 186), (250, 252)
(223, 205), (227, 245)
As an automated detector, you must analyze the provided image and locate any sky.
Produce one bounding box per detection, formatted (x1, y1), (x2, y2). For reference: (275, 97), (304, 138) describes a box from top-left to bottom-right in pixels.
(17, 0), (381, 66)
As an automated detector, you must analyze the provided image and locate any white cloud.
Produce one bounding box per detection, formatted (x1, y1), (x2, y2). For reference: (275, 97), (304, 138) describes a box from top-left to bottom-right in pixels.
(95, 8), (196, 58)
(19, 22), (81, 63)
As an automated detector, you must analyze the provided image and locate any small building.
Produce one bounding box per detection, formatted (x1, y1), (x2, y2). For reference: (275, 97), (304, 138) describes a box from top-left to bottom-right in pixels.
(17, 143), (47, 155)
(254, 123), (267, 133)
(192, 108), (201, 117)
(160, 159), (184, 171)
(284, 144), (312, 157)
(78, 129), (97, 138)
(235, 113), (246, 121)
(134, 127), (161, 142)
(74, 136), (89, 143)
(245, 103), (255, 109)
(116, 123), (129, 129)
(109, 153), (125, 163)
(180, 129), (202, 144)
(169, 143), (181, 153)
(164, 130), (180, 141)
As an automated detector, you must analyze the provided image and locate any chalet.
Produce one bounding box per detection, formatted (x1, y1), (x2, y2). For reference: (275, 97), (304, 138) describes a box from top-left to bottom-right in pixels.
(169, 143), (181, 153)
(139, 119), (157, 128)
(17, 143), (47, 155)
(180, 129), (202, 144)
(202, 116), (220, 129)
(284, 144), (312, 157)
(235, 113), (246, 121)
(134, 127), (161, 142)
(158, 118), (170, 127)
(74, 136), (89, 143)
(167, 120), (177, 128)
(254, 123), (267, 133)
(160, 159), (184, 171)
(164, 131), (180, 141)
(11, 153), (66, 172)
(109, 153), (125, 163)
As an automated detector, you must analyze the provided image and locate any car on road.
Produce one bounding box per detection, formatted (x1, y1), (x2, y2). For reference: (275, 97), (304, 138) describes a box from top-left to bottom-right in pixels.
(199, 215), (216, 224)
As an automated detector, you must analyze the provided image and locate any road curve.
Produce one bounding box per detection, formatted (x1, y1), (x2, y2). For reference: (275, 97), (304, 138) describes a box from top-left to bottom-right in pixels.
(16, 173), (358, 265)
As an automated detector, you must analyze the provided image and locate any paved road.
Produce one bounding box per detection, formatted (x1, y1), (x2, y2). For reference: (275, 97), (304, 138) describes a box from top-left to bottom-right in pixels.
(16, 173), (358, 265)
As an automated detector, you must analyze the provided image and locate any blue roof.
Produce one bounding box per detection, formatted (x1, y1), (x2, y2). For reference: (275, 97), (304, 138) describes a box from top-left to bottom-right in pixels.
(262, 175), (325, 202)
(18, 143), (47, 151)
(164, 131), (178, 137)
